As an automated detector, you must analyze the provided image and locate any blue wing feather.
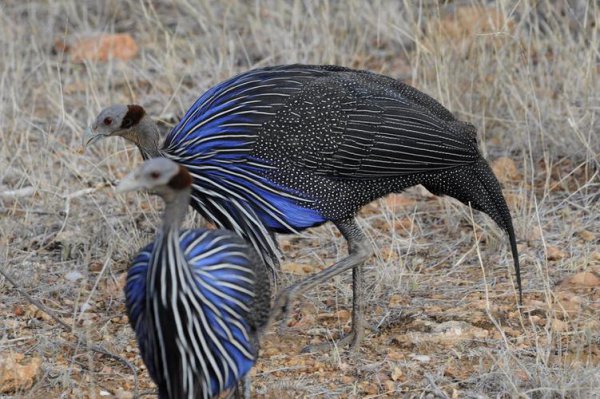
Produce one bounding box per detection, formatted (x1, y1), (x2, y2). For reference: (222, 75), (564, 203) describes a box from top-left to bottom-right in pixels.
(162, 66), (330, 233)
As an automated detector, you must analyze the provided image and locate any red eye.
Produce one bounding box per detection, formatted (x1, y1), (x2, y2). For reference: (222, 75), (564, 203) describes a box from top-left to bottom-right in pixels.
(150, 171), (160, 179)
(103, 117), (112, 125)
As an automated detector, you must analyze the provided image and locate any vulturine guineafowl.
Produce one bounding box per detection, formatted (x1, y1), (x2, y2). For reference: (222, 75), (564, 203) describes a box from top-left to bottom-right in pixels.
(117, 158), (270, 399)
(85, 64), (521, 351)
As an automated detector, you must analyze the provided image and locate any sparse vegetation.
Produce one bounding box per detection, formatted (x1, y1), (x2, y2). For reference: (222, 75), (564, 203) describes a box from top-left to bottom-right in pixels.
(1, 1), (598, 398)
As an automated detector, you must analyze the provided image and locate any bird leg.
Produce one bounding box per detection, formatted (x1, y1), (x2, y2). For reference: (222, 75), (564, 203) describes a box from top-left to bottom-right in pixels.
(301, 259), (371, 353)
(272, 218), (372, 352)
(228, 374), (251, 399)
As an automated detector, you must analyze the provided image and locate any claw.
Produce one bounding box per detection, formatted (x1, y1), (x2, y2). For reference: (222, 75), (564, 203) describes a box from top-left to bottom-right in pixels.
(300, 318), (374, 353)
(301, 332), (357, 354)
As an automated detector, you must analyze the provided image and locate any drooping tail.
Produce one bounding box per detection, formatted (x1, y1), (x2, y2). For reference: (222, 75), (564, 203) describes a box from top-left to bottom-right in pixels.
(424, 159), (522, 304)
(475, 160), (522, 305)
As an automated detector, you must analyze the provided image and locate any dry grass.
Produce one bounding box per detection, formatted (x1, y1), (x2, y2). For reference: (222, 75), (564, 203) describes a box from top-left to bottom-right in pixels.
(1, 0), (598, 398)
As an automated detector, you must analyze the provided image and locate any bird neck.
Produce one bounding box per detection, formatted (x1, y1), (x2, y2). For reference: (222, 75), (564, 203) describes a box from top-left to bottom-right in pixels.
(160, 187), (191, 233)
(124, 115), (162, 159)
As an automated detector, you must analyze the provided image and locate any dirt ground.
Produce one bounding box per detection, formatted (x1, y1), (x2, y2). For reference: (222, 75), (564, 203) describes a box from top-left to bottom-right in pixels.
(1, 1), (598, 398)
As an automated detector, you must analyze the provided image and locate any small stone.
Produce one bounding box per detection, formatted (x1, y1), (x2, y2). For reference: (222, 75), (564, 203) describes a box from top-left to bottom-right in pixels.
(554, 292), (582, 315)
(410, 354), (431, 363)
(391, 367), (403, 381)
(13, 305), (24, 317)
(70, 34), (138, 63)
(0, 354), (41, 393)
(578, 230), (595, 242)
(384, 380), (396, 392)
(115, 389), (134, 399)
(281, 262), (315, 275)
(568, 272), (600, 287)
(547, 246), (566, 261)
(89, 261), (103, 272)
(389, 294), (402, 307)
(491, 157), (521, 183)
(557, 272), (600, 289)
(386, 194), (416, 209)
(80, 303), (93, 313)
(551, 319), (569, 333)
(65, 271), (84, 282)
(334, 309), (350, 321)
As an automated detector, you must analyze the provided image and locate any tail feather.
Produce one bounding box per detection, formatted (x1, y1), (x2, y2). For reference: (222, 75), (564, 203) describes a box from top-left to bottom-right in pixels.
(423, 159), (522, 304)
(475, 160), (522, 304)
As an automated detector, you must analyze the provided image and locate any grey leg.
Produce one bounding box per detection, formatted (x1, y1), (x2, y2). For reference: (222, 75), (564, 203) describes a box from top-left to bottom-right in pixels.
(271, 217), (371, 351)
(350, 258), (366, 348)
(228, 374), (250, 399)
(269, 231), (280, 253)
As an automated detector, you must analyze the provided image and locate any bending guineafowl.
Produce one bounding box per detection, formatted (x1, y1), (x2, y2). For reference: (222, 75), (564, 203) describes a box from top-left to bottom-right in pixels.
(117, 158), (270, 399)
(85, 64), (521, 351)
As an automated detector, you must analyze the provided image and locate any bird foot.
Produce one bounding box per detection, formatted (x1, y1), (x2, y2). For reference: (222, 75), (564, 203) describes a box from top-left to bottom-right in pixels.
(300, 330), (361, 354)
(270, 286), (295, 333)
(300, 320), (376, 354)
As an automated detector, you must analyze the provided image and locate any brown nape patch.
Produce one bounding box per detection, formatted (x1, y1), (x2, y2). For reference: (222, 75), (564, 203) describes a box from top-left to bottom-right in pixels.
(120, 104), (145, 129)
(168, 165), (193, 190)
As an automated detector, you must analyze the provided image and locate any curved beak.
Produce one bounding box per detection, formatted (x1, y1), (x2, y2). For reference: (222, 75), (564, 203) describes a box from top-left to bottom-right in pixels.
(83, 126), (106, 149)
(115, 171), (144, 194)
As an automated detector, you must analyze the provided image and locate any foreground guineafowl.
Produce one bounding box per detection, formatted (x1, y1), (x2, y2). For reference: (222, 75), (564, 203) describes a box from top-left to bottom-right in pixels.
(116, 158), (270, 399)
(85, 64), (521, 351)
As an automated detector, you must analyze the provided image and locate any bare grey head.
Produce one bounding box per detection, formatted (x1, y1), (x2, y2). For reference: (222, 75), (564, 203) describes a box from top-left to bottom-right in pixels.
(83, 104), (160, 157)
(117, 158), (192, 230)
(116, 157), (192, 201)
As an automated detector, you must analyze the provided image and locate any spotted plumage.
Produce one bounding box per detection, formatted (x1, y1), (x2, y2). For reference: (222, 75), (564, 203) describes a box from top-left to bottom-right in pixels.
(118, 158), (270, 399)
(86, 64), (521, 350)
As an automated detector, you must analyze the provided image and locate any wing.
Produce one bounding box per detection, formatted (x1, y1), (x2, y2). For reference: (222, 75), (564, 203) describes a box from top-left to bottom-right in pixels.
(264, 70), (481, 178)
(163, 64), (338, 153)
(161, 65), (339, 239)
(327, 92), (481, 178)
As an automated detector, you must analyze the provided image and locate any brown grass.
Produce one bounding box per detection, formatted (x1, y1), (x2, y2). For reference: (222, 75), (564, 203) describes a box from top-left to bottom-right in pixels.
(1, 1), (598, 398)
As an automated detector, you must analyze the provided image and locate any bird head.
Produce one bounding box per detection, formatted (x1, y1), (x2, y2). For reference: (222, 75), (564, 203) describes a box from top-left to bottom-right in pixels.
(116, 158), (192, 199)
(83, 104), (147, 148)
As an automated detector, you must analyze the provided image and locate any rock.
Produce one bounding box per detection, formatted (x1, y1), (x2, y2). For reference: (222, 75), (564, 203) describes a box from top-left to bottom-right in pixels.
(384, 380), (396, 392)
(391, 367), (403, 381)
(115, 389), (134, 399)
(65, 271), (84, 282)
(426, 6), (513, 48)
(547, 246), (566, 261)
(385, 194), (416, 209)
(406, 320), (490, 347)
(335, 309), (350, 322)
(551, 319), (569, 333)
(553, 291), (583, 316)
(578, 230), (595, 242)
(69, 34), (138, 63)
(491, 157), (521, 183)
(0, 353), (41, 393)
(13, 305), (24, 317)
(88, 260), (103, 272)
(409, 354), (431, 363)
(393, 217), (414, 233)
(388, 294), (403, 307)
(569, 271), (600, 287)
(281, 262), (317, 275)
(557, 272), (600, 289)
